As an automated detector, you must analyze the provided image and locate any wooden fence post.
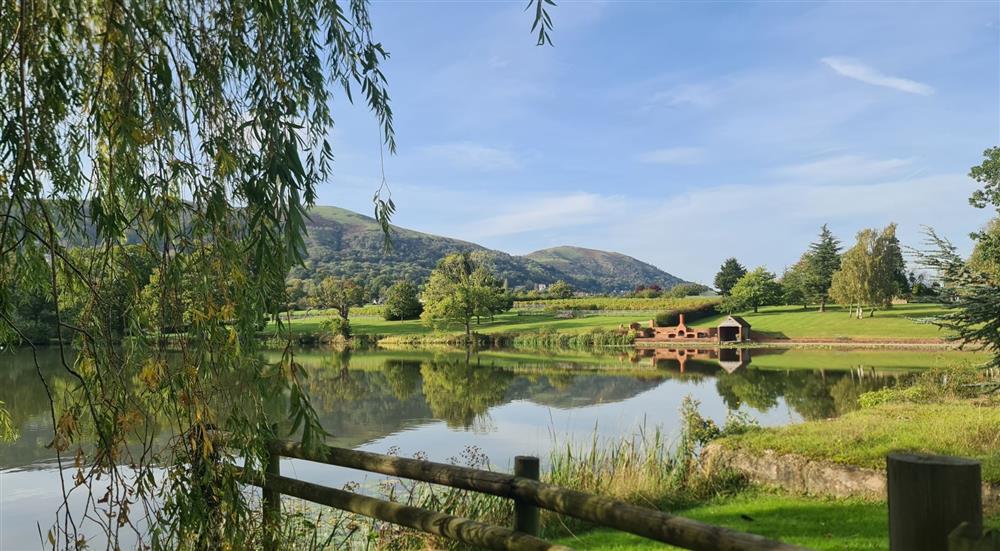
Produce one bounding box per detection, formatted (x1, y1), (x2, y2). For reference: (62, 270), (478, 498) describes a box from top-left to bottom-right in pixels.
(949, 521), (1000, 551)
(888, 453), (983, 551)
(263, 445), (281, 551)
(513, 456), (540, 536)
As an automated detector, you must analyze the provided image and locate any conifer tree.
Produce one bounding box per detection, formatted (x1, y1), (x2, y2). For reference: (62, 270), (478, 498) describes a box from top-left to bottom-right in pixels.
(714, 258), (747, 296)
(805, 225), (842, 311)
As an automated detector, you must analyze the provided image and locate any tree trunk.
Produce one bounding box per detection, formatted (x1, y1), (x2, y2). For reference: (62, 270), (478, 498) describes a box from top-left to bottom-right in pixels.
(819, 298), (826, 312)
(753, 304), (759, 313)
(465, 319), (471, 343)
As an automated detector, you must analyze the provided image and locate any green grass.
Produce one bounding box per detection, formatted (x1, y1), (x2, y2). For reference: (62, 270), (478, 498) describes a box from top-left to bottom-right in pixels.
(267, 311), (641, 338)
(719, 401), (1000, 483)
(696, 304), (952, 340)
(554, 492), (1000, 550)
(555, 493), (889, 550)
(748, 348), (989, 372)
(269, 303), (959, 344)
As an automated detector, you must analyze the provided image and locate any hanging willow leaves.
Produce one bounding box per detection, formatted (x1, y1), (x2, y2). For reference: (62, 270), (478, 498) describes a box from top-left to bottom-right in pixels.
(0, 0), (396, 548)
(0, 1), (555, 548)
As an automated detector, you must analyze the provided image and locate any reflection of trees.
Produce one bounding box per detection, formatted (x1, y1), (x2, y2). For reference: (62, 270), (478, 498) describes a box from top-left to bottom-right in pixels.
(382, 359), (421, 401)
(828, 375), (887, 416)
(715, 370), (785, 411)
(715, 369), (894, 420)
(420, 361), (513, 429)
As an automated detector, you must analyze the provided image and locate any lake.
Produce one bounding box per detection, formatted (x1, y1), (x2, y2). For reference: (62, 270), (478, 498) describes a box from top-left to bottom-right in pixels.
(0, 346), (979, 549)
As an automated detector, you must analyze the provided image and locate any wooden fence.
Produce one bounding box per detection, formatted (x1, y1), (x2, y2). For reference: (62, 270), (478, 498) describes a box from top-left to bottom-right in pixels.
(235, 440), (998, 551)
(245, 439), (810, 551)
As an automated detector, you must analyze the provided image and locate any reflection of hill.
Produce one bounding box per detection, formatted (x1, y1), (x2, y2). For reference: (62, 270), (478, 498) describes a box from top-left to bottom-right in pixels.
(505, 375), (666, 409)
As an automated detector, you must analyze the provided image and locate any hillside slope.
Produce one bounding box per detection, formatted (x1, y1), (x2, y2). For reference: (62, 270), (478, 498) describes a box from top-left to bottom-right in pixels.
(290, 206), (686, 293)
(525, 246), (685, 292)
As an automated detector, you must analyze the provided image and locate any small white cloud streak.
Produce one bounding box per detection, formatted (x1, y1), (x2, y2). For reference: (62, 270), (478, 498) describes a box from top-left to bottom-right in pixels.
(773, 155), (913, 184)
(637, 147), (707, 165)
(418, 142), (521, 172)
(647, 84), (718, 109)
(821, 57), (935, 95)
(467, 192), (626, 239)
(598, 174), (987, 282)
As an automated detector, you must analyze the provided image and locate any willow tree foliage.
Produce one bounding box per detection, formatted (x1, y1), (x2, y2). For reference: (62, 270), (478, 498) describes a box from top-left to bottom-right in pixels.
(2, 0), (556, 546)
(1, 1), (401, 547)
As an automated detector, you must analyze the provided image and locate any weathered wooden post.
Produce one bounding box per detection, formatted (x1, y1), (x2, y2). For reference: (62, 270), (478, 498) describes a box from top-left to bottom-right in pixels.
(513, 456), (540, 536)
(888, 453), (982, 551)
(263, 444), (281, 551)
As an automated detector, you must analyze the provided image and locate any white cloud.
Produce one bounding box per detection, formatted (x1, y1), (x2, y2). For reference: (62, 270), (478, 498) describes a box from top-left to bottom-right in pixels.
(821, 57), (935, 95)
(595, 173), (987, 283)
(467, 192), (626, 239)
(772, 154), (914, 184)
(418, 142), (521, 172)
(637, 147), (707, 165)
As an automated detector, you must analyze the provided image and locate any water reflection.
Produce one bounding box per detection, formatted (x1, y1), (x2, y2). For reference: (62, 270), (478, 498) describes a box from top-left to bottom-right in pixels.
(0, 345), (975, 548)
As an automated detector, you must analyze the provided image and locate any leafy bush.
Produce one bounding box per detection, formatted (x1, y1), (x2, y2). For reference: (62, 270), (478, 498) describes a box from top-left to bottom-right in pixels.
(321, 316), (351, 338)
(382, 281), (423, 321)
(654, 302), (719, 326)
(858, 386), (930, 409)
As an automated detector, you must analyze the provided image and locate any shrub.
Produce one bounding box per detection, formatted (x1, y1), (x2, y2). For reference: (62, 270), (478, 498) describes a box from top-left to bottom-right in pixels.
(382, 281), (423, 321)
(321, 316), (351, 338)
(654, 302), (719, 326)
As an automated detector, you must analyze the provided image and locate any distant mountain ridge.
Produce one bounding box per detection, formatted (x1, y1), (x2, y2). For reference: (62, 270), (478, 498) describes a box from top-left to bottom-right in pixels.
(290, 205), (687, 293)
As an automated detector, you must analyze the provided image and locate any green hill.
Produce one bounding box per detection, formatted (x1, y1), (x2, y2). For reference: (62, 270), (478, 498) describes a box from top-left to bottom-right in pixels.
(290, 206), (686, 293)
(526, 246), (684, 293)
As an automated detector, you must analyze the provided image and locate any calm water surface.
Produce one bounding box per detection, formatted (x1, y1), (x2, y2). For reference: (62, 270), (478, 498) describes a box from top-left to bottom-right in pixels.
(0, 346), (976, 549)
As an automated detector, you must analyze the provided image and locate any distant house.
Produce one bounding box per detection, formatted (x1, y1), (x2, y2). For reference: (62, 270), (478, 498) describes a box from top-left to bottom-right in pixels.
(630, 314), (752, 344)
(718, 316), (751, 343)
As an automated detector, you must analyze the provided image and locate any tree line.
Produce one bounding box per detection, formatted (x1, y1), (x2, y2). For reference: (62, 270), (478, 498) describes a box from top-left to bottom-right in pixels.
(713, 223), (913, 317)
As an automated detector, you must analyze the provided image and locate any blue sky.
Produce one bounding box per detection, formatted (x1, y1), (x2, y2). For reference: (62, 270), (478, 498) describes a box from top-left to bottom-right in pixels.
(318, 1), (1000, 284)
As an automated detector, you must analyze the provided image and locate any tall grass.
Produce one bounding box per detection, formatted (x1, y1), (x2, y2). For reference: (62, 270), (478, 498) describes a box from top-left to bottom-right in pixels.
(268, 397), (755, 549)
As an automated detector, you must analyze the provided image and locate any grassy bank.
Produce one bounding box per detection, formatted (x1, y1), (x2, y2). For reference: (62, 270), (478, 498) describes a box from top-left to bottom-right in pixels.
(747, 347), (988, 372)
(268, 311), (642, 341)
(267, 302), (956, 347)
(717, 399), (1000, 483)
(554, 491), (1000, 550)
(698, 304), (952, 340)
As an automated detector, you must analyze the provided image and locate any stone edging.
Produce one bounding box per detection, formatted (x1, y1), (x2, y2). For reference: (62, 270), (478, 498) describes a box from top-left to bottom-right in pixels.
(701, 443), (999, 508)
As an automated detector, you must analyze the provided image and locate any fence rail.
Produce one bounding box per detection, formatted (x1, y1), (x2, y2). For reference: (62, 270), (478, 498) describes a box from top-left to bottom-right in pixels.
(249, 438), (810, 551)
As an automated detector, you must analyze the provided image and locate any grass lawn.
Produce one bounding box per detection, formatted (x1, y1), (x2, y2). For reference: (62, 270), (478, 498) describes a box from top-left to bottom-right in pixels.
(268, 303), (959, 343)
(748, 348), (989, 372)
(697, 304), (952, 340)
(267, 311), (640, 338)
(718, 401), (1000, 483)
(553, 492), (1000, 550)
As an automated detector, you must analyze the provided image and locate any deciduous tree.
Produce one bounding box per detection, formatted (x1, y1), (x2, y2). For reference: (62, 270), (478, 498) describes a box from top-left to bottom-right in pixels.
(726, 267), (782, 313)
(383, 281), (423, 321)
(421, 253), (510, 340)
(829, 224), (903, 318)
(548, 280), (574, 299)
